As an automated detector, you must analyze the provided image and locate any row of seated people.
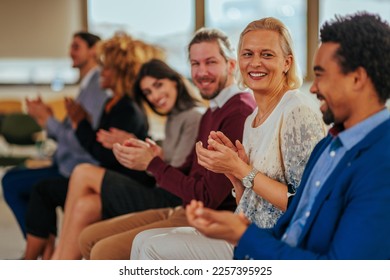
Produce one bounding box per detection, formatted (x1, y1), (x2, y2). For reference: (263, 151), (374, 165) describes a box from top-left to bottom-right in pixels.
(4, 12), (390, 260)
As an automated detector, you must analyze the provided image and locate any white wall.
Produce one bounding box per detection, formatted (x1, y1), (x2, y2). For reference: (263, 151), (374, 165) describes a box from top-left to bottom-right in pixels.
(0, 0), (85, 58)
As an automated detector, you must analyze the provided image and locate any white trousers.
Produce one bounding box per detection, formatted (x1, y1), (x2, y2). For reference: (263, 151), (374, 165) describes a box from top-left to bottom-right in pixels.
(131, 226), (234, 260)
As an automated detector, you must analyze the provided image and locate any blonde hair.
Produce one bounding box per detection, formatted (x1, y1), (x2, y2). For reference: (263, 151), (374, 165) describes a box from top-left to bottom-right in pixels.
(188, 27), (235, 61)
(237, 17), (302, 90)
(97, 32), (165, 98)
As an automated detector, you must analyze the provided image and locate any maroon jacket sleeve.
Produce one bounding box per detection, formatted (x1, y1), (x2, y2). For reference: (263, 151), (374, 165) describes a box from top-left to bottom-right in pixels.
(147, 94), (256, 210)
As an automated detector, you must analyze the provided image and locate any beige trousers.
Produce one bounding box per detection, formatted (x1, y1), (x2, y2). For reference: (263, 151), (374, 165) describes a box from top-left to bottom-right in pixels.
(131, 226), (234, 260)
(79, 206), (188, 260)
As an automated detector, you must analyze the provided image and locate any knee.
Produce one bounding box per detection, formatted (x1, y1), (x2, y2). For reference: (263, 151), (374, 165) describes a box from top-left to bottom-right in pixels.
(138, 237), (166, 260)
(70, 163), (94, 183)
(73, 197), (98, 219)
(130, 232), (146, 259)
(78, 225), (96, 260)
(72, 163), (103, 179)
(89, 239), (111, 260)
(90, 237), (129, 260)
(2, 170), (21, 196)
(69, 164), (104, 192)
(130, 230), (164, 260)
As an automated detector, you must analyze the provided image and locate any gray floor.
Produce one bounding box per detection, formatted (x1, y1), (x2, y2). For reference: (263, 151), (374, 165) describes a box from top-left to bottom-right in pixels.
(0, 140), (39, 259)
(0, 176), (25, 260)
(0, 168), (65, 260)
(0, 109), (166, 261)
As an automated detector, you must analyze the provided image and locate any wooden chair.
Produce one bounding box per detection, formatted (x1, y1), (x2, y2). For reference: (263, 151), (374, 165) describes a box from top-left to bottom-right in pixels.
(0, 100), (23, 114)
(47, 98), (66, 121)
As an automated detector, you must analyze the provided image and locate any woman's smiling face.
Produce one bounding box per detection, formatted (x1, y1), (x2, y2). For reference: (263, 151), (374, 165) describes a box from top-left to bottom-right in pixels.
(140, 76), (178, 115)
(239, 29), (291, 94)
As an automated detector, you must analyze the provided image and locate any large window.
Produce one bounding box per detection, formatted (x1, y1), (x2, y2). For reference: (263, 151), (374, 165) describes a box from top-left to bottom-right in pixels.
(88, 0), (194, 76)
(0, 59), (78, 89)
(320, 0), (390, 26)
(88, 0), (308, 78)
(205, 0), (308, 77)
(2, 1), (389, 86)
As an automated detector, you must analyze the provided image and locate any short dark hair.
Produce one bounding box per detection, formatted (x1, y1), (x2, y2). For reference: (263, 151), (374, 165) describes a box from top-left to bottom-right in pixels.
(320, 12), (390, 103)
(133, 59), (200, 116)
(73, 31), (101, 48)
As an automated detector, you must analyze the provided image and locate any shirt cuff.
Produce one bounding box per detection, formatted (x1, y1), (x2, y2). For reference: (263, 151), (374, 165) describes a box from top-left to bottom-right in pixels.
(45, 117), (60, 136)
(234, 223), (273, 260)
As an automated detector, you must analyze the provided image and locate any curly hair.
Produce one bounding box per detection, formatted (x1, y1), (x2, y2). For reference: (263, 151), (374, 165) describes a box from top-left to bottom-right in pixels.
(320, 12), (390, 103)
(96, 32), (165, 98)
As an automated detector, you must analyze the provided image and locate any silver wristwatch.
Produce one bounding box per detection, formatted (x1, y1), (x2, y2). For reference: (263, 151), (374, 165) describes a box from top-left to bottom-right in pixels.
(242, 167), (259, 189)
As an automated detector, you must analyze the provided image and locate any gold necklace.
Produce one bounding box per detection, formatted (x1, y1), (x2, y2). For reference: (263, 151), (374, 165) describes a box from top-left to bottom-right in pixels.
(254, 90), (284, 127)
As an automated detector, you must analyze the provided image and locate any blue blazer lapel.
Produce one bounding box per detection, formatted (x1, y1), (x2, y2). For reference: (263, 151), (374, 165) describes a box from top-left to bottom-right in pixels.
(297, 119), (390, 243)
(273, 135), (333, 237)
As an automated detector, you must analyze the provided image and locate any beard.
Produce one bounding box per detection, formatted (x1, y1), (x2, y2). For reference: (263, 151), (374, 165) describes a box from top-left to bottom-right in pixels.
(322, 107), (335, 125)
(200, 86), (222, 100)
(73, 59), (87, 70)
(198, 69), (229, 100)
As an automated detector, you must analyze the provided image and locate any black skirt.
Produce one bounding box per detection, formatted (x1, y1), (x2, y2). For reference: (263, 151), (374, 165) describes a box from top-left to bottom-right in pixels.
(100, 169), (182, 219)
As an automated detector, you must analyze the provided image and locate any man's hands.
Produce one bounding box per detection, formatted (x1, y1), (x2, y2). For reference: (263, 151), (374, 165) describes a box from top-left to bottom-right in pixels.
(25, 96), (53, 127)
(186, 200), (250, 245)
(112, 138), (162, 170)
(196, 131), (248, 176)
(196, 131), (251, 200)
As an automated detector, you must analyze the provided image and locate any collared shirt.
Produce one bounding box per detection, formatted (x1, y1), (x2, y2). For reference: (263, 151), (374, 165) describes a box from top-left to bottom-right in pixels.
(81, 67), (113, 98)
(80, 66), (99, 91)
(209, 84), (250, 111)
(282, 108), (390, 247)
(46, 66), (108, 177)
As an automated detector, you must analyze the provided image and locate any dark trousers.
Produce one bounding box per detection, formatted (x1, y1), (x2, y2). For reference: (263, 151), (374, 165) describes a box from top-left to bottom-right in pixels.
(25, 177), (69, 238)
(1, 165), (64, 238)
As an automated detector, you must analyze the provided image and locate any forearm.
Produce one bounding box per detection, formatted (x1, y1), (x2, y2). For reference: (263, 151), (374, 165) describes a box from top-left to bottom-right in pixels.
(147, 157), (232, 209)
(252, 173), (288, 211)
(46, 117), (72, 140)
(231, 162), (288, 211)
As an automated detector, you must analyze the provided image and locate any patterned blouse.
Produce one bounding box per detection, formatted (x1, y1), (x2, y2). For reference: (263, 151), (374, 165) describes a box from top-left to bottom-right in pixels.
(235, 90), (327, 228)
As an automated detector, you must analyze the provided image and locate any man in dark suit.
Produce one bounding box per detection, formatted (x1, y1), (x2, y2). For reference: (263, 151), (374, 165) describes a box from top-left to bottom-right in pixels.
(187, 12), (390, 259)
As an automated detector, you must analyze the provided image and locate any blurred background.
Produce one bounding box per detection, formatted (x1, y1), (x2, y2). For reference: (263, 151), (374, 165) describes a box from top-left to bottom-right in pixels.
(0, 0), (389, 259)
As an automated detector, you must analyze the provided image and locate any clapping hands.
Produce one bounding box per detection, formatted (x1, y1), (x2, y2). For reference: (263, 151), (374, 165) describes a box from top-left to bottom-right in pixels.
(96, 128), (136, 149)
(186, 199), (250, 245)
(65, 97), (90, 129)
(196, 131), (248, 175)
(112, 138), (162, 170)
(25, 96), (53, 127)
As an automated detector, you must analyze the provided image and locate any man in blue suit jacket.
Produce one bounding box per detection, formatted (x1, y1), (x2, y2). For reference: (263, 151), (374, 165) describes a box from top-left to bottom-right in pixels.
(186, 12), (390, 260)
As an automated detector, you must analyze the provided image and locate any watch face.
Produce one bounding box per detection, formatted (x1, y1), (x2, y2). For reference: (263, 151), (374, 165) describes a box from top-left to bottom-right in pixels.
(242, 178), (251, 188)
(242, 168), (258, 189)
